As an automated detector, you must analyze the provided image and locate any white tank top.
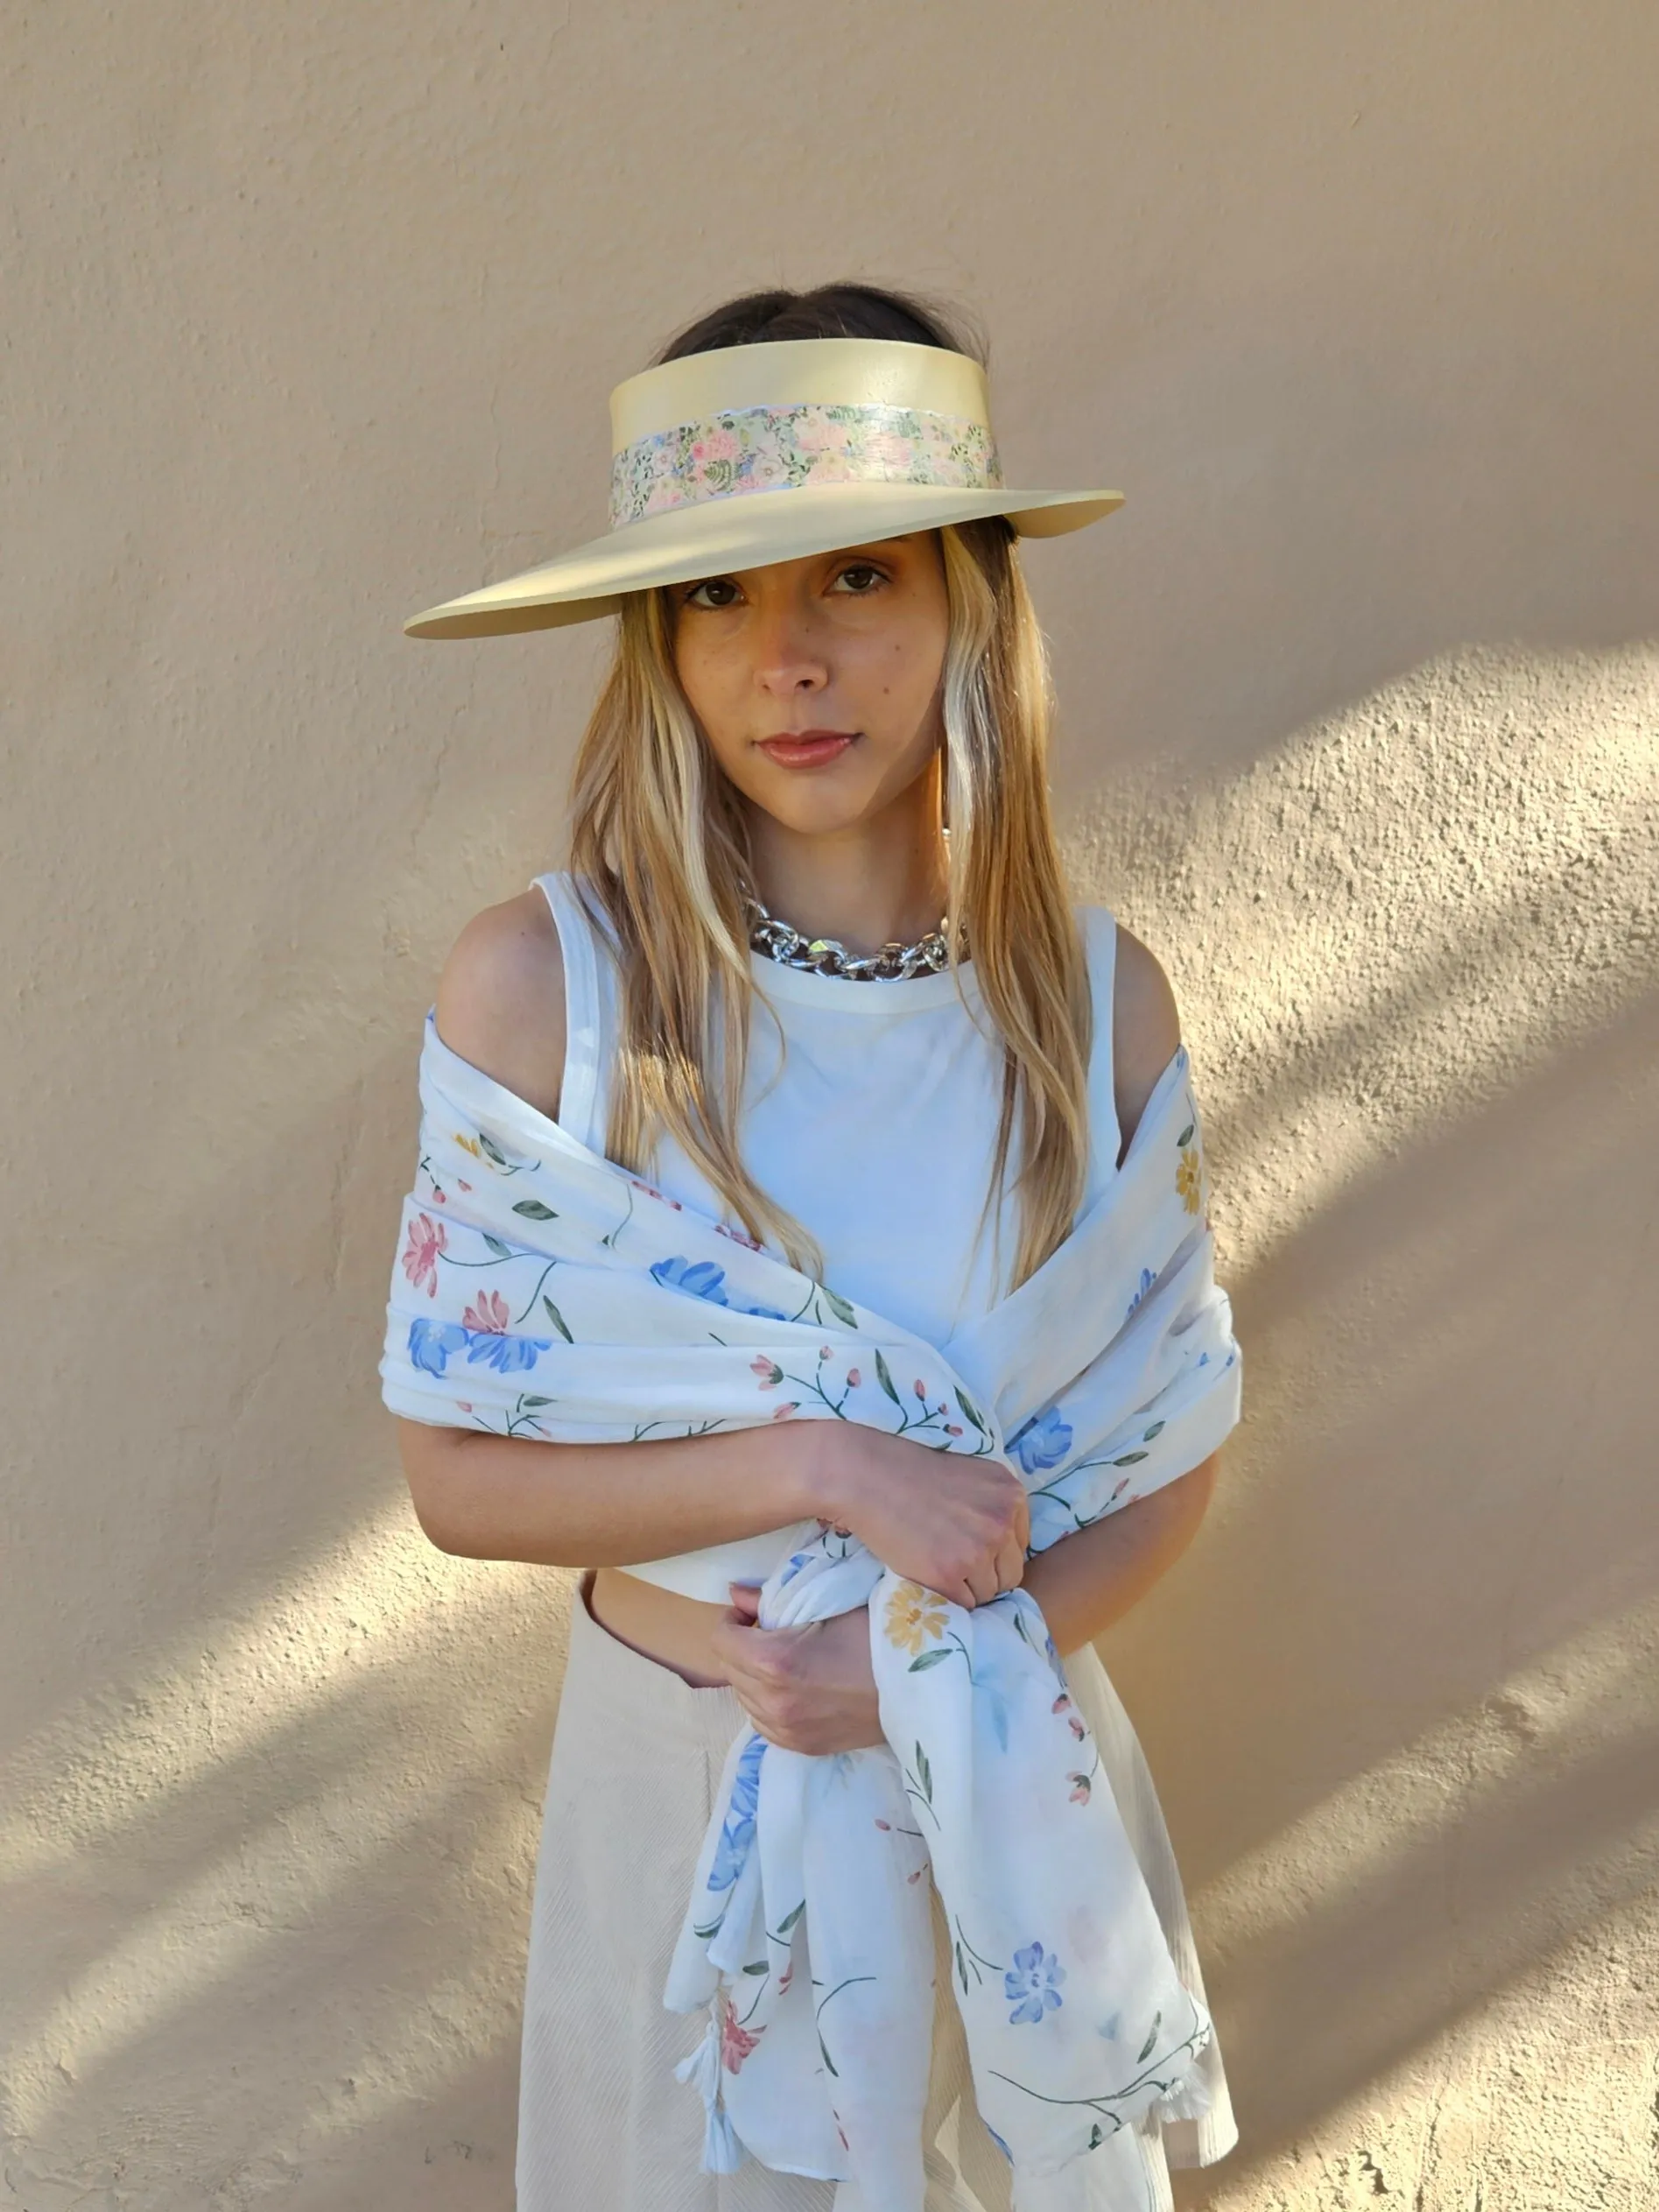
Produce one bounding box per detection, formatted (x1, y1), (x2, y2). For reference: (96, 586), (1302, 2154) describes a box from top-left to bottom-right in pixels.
(532, 870), (1123, 1596)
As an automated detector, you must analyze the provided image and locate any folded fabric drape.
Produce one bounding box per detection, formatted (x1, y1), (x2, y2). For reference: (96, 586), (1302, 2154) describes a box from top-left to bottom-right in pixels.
(381, 1014), (1242, 2212)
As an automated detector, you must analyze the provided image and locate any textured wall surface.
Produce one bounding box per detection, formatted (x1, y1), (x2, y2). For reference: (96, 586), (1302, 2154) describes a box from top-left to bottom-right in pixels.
(4, 4), (1656, 2208)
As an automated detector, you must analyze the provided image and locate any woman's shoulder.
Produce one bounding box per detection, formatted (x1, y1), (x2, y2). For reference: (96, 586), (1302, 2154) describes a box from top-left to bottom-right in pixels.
(1075, 901), (1183, 1164)
(432, 884), (567, 1122)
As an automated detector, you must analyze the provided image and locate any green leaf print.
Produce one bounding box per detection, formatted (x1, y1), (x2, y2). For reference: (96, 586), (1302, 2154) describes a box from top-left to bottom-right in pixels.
(482, 1233), (512, 1260)
(818, 2032), (839, 2077)
(1142, 1420), (1164, 1440)
(1087, 2124), (1104, 2150)
(1177, 1124), (1194, 1148)
(1136, 2011), (1162, 2063)
(512, 1198), (558, 1220)
(742, 1960), (769, 1976)
(542, 1295), (573, 1342)
(915, 1742), (933, 1804)
(819, 1284), (858, 1328)
(477, 1131), (509, 1166)
(520, 1395), (553, 1408)
(775, 1899), (805, 1935)
(875, 1349), (900, 1405)
(1112, 1450), (1148, 1465)
(953, 1385), (987, 1434)
(908, 1648), (953, 1673)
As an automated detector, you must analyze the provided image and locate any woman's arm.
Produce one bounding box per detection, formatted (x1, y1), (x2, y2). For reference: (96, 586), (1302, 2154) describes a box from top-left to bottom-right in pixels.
(396, 1415), (829, 1564)
(399, 894), (832, 1561)
(1019, 1452), (1220, 1654)
(1016, 915), (1222, 1650)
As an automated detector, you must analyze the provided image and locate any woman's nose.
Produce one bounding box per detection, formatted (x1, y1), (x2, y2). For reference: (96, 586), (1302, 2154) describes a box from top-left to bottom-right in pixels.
(749, 599), (828, 695)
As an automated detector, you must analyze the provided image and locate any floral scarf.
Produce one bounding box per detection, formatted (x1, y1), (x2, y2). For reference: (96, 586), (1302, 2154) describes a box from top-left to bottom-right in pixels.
(381, 1014), (1241, 2212)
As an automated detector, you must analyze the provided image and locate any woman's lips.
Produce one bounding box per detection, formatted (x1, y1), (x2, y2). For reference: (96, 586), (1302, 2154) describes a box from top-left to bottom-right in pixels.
(756, 731), (856, 768)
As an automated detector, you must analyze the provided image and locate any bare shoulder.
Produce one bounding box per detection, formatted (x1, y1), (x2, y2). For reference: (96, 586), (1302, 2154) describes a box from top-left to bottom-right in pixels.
(1108, 919), (1183, 1165)
(432, 885), (567, 1121)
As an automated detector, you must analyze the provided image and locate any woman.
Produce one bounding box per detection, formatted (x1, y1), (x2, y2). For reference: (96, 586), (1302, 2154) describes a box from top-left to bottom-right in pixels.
(388, 283), (1238, 2212)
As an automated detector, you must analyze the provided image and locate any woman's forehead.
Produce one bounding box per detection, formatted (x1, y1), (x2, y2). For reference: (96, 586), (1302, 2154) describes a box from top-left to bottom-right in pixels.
(684, 532), (938, 587)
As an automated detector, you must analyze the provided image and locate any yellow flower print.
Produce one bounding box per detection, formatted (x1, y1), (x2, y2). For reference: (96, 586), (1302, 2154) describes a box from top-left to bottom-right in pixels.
(884, 1580), (949, 1657)
(453, 1133), (482, 1158)
(1176, 1139), (1204, 1215)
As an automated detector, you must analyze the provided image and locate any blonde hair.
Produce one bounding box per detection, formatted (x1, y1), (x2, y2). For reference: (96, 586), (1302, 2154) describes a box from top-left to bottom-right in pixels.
(566, 519), (1093, 1295)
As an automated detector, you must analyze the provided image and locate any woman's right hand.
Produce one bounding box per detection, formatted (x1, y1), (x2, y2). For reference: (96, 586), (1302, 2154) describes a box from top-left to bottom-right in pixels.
(798, 1421), (1030, 1608)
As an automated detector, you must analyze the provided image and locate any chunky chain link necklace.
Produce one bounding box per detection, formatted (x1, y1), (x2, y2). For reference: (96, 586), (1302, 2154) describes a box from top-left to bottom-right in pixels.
(742, 887), (965, 982)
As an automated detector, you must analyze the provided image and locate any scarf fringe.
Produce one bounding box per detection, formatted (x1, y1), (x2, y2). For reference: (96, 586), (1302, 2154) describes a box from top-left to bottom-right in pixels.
(1143, 2009), (1215, 2127)
(1145, 2074), (1212, 2125)
(673, 2014), (745, 2173)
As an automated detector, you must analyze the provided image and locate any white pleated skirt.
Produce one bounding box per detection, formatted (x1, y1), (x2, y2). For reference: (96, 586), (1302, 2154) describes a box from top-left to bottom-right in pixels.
(515, 1573), (1237, 2212)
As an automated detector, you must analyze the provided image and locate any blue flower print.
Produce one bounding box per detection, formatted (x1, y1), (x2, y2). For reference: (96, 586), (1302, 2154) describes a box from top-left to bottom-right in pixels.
(464, 1328), (553, 1372)
(709, 1734), (765, 1891)
(651, 1256), (732, 1302)
(985, 2124), (1014, 2164)
(650, 1255), (791, 1322)
(408, 1318), (468, 1376)
(408, 1315), (552, 1377)
(1125, 1265), (1156, 1321)
(1009, 1406), (1073, 1476)
(1004, 1940), (1065, 2025)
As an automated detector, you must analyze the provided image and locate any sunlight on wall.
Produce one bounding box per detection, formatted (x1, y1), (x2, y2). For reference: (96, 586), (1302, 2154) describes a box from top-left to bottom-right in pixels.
(1067, 642), (1659, 1274)
(2, 1504), (568, 2141)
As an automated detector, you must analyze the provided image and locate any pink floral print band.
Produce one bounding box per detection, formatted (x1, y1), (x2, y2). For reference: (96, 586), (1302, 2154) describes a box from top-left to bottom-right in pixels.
(608, 401), (1004, 529)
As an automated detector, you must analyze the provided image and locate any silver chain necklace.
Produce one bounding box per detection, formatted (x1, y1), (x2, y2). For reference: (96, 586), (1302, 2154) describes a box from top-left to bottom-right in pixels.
(742, 888), (963, 981)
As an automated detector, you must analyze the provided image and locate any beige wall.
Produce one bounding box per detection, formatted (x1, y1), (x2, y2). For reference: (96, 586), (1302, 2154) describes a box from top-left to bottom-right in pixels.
(4, 4), (1656, 2206)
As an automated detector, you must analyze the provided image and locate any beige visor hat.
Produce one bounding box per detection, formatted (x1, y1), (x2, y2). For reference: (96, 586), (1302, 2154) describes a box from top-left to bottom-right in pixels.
(404, 336), (1123, 639)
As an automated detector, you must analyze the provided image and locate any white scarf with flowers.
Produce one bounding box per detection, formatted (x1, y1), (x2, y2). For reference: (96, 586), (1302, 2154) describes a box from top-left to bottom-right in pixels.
(381, 1014), (1241, 2212)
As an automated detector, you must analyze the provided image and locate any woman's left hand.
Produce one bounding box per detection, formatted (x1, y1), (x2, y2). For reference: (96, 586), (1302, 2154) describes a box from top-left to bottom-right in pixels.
(706, 1584), (886, 1755)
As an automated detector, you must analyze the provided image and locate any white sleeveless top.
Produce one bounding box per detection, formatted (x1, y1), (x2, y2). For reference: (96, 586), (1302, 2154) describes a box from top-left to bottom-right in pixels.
(533, 870), (1123, 1596)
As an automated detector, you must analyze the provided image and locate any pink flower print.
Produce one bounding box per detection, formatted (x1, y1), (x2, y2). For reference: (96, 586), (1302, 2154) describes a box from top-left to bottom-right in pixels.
(456, 1179), (472, 1193)
(718, 1990), (761, 2075)
(874, 1818), (891, 1831)
(1068, 1715), (1087, 1741)
(1051, 1694), (1073, 1715)
(1069, 1772), (1093, 1805)
(457, 1401), (473, 1413)
(463, 1290), (510, 1334)
(914, 1379), (927, 1401)
(819, 1345), (831, 1360)
(629, 1175), (682, 1210)
(945, 1424), (962, 1437)
(770, 1400), (800, 1422)
(705, 426), (739, 463)
(402, 1214), (446, 1297)
(847, 1367), (861, 1389)
(751, 1356), (782, 1388)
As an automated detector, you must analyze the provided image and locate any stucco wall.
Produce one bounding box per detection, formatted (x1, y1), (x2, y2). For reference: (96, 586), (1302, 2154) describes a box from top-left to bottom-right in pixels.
(4, 4), (1655, 2208)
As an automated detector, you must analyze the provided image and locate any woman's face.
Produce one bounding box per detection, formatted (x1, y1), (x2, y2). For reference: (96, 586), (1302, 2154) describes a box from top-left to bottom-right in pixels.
(669, 532), (951, 836)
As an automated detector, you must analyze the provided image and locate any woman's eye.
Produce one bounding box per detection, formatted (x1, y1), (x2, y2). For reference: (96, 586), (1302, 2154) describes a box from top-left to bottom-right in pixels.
(684, 577), (741, 609)
(833, 564), (885, 595)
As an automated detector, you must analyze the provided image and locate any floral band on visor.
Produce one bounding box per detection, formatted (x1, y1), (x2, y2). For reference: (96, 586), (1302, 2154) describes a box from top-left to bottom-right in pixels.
(608, 400), (1004, 528)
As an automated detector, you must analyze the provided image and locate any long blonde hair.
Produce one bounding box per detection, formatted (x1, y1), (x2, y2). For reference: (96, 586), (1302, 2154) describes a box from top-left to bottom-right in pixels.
(566, 515), (1093, 1297)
